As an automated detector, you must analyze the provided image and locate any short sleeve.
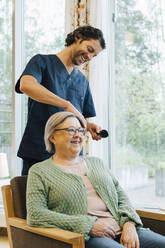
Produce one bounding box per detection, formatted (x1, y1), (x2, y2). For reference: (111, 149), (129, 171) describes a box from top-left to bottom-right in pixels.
(15, 54), (45, 93)
(83, 83), (96, 118)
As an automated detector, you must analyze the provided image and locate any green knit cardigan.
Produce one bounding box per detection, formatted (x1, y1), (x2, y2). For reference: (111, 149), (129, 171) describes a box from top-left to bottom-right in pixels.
(26, 156), (142, 240)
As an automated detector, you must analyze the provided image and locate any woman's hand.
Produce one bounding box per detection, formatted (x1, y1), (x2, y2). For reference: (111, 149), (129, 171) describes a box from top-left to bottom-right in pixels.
(120, 221), (139, 248)
(90, 218), (116, 239)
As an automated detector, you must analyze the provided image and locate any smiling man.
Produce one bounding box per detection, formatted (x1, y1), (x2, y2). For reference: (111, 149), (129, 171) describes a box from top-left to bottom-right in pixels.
(15, 25), (106, 175)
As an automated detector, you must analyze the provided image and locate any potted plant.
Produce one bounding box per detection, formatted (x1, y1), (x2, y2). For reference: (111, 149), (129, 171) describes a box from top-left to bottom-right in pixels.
(114, 146), (148, 189)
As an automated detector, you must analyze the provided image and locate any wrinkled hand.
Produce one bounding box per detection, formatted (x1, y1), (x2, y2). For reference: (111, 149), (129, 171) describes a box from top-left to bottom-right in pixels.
(65, 101), (87, 128)
(120, 222), (139, 248)
(87, 123), (102, 140)
(90, 218), (116, 239)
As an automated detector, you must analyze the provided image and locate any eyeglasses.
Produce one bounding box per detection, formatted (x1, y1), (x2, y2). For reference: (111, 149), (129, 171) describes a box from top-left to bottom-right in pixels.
(54, 127), (87, 136)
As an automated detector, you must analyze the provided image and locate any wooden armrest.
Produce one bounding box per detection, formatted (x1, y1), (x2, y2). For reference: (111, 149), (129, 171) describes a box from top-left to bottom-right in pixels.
(8, 217), (84, 247)
(136, 208), (165, 221)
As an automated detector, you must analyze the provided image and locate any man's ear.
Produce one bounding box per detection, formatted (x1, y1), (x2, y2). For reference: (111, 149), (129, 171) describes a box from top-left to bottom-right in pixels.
(75, 33), (83, 42)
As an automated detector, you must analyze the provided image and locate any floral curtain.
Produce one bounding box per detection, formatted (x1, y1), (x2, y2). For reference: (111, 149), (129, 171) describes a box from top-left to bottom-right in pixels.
(65, 0), (90, 78)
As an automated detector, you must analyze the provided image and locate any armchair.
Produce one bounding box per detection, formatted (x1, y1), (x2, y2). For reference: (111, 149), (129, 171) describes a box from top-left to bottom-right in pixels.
(1, 176), (85, 248)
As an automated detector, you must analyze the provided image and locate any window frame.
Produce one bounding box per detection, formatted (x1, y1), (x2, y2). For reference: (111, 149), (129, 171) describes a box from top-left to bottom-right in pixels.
(12, 0), (25, 177)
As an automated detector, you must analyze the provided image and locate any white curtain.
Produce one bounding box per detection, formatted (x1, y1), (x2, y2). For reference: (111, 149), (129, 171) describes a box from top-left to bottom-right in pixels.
(87, 0), (111, 167)
(65, 0), (112, 167)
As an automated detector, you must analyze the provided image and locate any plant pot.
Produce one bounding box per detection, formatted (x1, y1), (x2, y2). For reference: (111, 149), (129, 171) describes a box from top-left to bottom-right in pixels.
(155, 168), (165, 197)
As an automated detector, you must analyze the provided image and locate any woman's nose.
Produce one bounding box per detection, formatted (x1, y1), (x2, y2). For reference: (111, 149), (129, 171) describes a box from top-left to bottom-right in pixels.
(73, 130), (80, 137)
(73, 130), (84, 139)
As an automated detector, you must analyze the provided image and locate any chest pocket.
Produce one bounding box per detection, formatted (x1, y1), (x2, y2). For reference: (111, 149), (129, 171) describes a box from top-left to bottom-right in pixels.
(67, 87), (85, 112)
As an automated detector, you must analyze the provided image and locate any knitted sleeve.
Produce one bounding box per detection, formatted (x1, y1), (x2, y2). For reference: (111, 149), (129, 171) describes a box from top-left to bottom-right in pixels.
(26, 168), (97, 240)
(87, 156), (142, 229)
(110, 173), (142, 228)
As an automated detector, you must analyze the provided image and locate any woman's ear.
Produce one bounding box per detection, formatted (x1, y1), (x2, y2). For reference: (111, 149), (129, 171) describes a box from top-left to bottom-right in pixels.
(49, 135), (55, 143)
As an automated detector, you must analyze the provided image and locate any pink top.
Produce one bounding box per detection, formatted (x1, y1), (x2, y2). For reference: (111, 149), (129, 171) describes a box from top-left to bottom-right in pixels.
(56, 159), (121, 239)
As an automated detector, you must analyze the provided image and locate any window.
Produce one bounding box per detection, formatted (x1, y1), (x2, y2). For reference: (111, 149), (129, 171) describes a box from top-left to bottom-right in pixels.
(0, 0), (12, 209)
(24, 0), (65, 63)
(19, 0), (65, 129)
(0, 0), (12, 172)
(0, 0), (65, 214)
(114, 0), (165, 208)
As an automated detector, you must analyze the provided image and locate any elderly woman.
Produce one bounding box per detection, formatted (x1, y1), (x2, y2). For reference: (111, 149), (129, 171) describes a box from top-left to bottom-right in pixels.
(27, 111), (165, 248)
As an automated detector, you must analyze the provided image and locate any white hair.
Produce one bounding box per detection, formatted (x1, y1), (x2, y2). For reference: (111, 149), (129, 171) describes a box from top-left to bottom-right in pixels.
(44, 111), (81, 153)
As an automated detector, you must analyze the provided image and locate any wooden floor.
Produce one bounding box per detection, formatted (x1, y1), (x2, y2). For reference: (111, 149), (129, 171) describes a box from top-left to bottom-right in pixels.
(0, 236), (9, 248)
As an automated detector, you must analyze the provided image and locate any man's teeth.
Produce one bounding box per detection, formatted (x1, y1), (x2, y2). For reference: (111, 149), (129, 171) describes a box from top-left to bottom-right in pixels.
(81, 56), (85, 62)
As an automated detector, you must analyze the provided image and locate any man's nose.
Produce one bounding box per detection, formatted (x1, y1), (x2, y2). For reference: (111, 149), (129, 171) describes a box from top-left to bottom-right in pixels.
(84, 53), (93, 61)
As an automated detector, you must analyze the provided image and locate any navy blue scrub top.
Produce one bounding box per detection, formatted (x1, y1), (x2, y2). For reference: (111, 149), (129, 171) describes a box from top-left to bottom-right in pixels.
(15, 54), (96, 160)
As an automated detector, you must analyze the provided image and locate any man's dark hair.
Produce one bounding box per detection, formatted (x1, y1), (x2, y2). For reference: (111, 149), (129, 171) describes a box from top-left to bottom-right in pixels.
(65, 25), (106, 49)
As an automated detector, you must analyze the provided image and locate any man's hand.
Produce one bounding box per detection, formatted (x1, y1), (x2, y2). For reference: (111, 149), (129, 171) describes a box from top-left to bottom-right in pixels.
(64, 101), (87, 128)
(20, 76), (87, 128)
(120, 221), (139, 248)
(87, 122), (102, 140)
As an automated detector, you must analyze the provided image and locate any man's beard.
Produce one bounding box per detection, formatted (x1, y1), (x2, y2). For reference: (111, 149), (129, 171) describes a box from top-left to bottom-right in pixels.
(72, 52), (87, 65)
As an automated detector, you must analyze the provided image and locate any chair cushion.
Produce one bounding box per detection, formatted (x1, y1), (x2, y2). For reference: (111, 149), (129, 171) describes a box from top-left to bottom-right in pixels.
(10, 176), (28, 219)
